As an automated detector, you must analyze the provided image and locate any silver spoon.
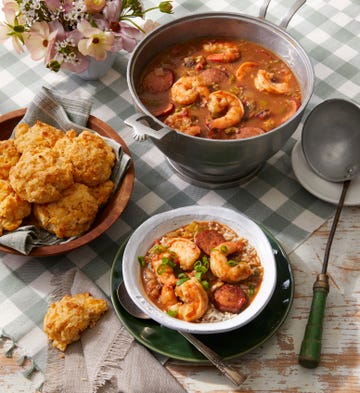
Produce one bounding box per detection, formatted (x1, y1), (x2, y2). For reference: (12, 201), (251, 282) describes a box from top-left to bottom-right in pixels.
(298, 98), (360, 368)
(117, 281), (247, 386)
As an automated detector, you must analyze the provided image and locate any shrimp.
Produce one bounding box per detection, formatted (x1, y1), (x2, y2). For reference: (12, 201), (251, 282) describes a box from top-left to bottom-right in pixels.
(159, 285), (178, 309)
(150, 252), (177, 286)
(254, 69), (291, 94)
(171, 76), (210, 106)
(167, 237), (201, 270)
(210, 241), (252, 283)
(142, 267), (162, 299)
(207, 90), (244, 130)
(203, 41), (240, 63)
(168, 277), (209, 322)
(235, 61), (258, 81)
(164, 107), (201, 136)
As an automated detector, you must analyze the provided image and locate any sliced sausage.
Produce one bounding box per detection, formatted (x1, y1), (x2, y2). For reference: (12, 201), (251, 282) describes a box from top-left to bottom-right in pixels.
(235, 127), (265, 139)
(150, 102), (174, 117)
(213, 283), (247, 314)
(200, 68), (227, 86)
(195, 229), (225, 255)
(142, 68), (174, 93)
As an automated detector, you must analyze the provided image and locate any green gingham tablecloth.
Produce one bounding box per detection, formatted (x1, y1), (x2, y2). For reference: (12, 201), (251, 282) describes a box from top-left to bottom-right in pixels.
(0, 0), (359, 389)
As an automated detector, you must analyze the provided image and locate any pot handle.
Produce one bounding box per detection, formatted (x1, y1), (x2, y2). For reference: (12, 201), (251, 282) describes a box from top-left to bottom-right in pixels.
(124, 113), (173, 141)
(259, 0), (306, 29)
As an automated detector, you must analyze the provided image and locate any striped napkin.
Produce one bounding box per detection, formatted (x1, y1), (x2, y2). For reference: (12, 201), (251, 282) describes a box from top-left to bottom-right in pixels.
(0, 86), (131, 254)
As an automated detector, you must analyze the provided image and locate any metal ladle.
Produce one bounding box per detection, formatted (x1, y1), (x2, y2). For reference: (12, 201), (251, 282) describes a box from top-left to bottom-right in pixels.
(117, 281), (247, 386)
(298, 98), (360, 368)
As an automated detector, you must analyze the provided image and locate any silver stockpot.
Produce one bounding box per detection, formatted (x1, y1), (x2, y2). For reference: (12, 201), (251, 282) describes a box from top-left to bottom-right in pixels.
(125, 0), (314, 188)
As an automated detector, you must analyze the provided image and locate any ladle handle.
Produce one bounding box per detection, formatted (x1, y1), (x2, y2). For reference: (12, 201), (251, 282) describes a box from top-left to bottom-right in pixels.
(179, 332), (247, 386)
(298, 273), (329, 368)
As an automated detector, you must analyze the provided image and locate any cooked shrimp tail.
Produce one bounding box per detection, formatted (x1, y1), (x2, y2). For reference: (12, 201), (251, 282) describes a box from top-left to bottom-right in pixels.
(168, 277), (209, 322)
(167, 237), (201, 270)
(207, 90), (244, 130)
(203, 41), (241, 63)
(235, 61), (259, 81)
(171, 76), (209, 105)
(150, 252), (178, 286)
(210, 240), (252, 283)
(254, 69), (291, 94)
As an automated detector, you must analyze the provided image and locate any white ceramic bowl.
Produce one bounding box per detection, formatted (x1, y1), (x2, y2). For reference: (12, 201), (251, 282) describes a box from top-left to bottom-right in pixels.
(122, 206), (277, 334)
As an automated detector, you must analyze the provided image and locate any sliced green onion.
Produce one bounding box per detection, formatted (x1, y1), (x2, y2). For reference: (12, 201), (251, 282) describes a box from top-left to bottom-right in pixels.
(137, 256), (146, 267)
(162, 256), (176, 268)
(156, 256), (177, 275)
(152, 244), (167, 254)
(167, 309), (178, 318)
(194, 257), (209, 272)
(201, 280), (209, 290)
(195, 264), (206, 273)
(194, 260), (202, 269)
(176, 273), (190, 286)
(202, 256), (209, 267)
(157, 264), (167, 275)
(227, 259), (238, 267)
(220, 245), (228, 254)
(248, 284), (255, 296)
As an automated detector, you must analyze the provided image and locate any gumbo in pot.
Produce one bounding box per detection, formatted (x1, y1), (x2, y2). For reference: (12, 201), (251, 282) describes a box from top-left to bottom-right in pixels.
(138, 37), (302, 140)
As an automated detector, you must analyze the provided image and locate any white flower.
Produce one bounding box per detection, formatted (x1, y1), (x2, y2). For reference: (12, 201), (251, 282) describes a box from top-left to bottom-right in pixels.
(77, 20), (114, 61)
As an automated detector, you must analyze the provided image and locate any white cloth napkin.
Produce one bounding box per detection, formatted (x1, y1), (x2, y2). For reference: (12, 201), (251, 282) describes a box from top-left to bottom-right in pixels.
(43, 268), (187, 393)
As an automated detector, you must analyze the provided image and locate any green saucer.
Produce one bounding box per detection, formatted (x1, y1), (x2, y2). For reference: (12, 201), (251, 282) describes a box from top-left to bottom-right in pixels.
(110, 227), (294, 362)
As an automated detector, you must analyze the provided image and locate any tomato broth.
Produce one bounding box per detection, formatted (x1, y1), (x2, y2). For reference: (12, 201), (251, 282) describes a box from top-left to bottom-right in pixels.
(138, 37), (302, 140)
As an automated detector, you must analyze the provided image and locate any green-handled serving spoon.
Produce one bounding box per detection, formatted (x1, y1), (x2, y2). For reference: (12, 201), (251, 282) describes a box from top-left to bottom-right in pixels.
(298, 98), (360, 368)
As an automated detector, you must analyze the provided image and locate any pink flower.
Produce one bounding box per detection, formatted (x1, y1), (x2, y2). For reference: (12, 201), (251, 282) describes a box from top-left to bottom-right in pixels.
(24, 21), (57, 60)
(77, 20), (114, 61)
(102, 1), (143, 53)
(43, 22), (89, 73)
(110, 22), (143, 52)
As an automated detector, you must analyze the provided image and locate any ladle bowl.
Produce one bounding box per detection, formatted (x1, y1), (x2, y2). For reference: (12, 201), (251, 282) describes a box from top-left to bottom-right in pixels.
(301, 98), (360, 182)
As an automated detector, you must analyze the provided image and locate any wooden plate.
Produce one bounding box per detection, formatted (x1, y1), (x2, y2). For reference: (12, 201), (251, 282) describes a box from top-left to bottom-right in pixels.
(0, 108), (135, 257)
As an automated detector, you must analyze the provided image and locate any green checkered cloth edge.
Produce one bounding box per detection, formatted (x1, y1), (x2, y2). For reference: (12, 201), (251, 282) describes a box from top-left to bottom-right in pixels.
(0, 0), (359, 388)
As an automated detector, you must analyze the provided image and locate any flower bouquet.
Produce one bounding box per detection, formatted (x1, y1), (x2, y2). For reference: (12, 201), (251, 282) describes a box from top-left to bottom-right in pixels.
(0, 0), (173, 74)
